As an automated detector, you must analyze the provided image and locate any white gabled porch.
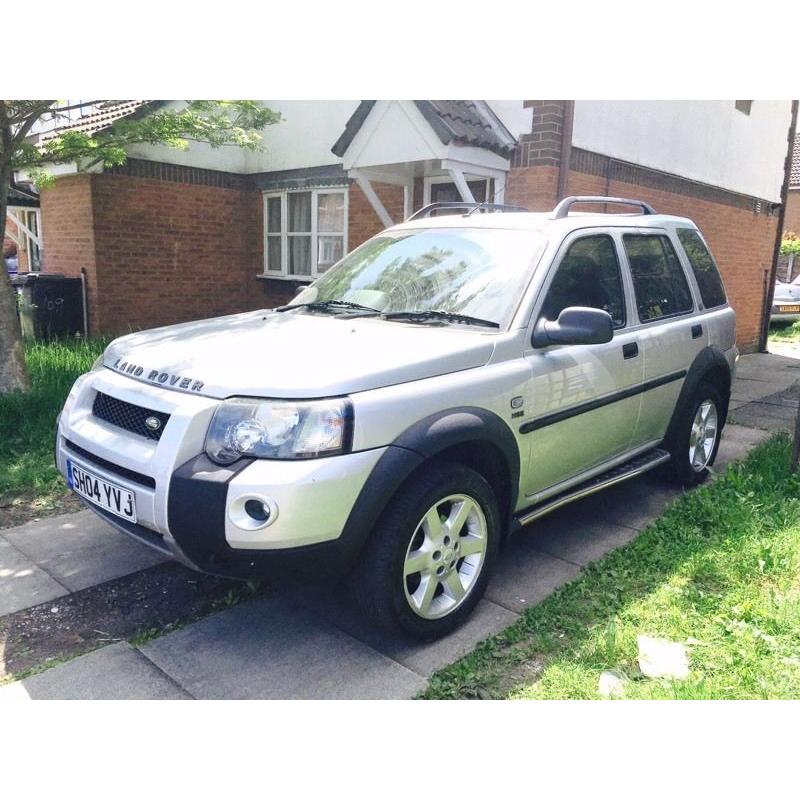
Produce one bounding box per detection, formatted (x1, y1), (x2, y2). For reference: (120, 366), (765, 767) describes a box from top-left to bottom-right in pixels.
(331, 100), (517, 227)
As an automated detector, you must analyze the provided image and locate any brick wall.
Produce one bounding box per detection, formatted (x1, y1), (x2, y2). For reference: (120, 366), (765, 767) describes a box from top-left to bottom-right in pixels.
(516, 101), (568, 169)
(89, 174), (263, 334)
(505, 165), (560, 211)
(348, 181), (405, 248)
(40, 173), (264, 335)
(39, 174), (99, 316)
(785, 189), (800, 237)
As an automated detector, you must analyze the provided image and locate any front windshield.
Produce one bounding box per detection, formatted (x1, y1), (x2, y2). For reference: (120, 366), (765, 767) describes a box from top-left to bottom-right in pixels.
(293, 227), (546, 329)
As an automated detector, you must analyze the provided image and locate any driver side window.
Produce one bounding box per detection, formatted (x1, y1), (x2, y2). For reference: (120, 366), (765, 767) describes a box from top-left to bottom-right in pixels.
(542, 235), (626, 329)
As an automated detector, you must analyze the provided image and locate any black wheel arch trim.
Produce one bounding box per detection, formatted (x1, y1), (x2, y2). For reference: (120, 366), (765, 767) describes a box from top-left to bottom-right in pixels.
(662, 346), (732, 449)
(384, 407), (520, 516)
(165, 408), (520, 578)
(336, 407), (521, 569)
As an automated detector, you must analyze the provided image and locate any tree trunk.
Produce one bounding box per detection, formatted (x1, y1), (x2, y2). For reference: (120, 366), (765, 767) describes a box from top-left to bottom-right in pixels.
(0, 167), (30, 393)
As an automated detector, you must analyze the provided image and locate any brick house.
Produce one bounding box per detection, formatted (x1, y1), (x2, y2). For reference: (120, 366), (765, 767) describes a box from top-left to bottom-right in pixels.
(783, 133), (800, 237)
(11, 99), (795, 352)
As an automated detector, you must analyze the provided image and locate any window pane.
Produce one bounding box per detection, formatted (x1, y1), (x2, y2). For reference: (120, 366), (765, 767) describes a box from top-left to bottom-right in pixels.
(676, 228), (726, 309)
(317, 193), (345, 232)
(288, 192), (311, 232)
(267, 197), (281, 232)
(289, 236), (312, 275)
(317, 236), (344, 272)
(267, 236), (282, 271)
(624, 234), (693, 322)
(543, 235), (626, 328)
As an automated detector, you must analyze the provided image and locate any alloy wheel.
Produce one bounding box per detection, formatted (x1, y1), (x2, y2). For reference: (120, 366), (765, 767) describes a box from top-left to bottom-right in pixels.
(402, 493), (488, 620)
(689, 399), (719, 472)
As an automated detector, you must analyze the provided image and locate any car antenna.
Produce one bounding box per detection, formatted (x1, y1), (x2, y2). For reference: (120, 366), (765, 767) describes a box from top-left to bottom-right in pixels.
(465, 201), (489, 217)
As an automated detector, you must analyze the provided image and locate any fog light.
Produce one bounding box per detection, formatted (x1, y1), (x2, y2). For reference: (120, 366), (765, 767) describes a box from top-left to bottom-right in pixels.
(228, 494), (278, 531)
(244, 498), (270, 523)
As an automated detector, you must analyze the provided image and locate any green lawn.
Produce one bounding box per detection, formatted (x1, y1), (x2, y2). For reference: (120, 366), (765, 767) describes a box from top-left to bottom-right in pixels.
(769, 321), (800, 342)
(423, 435), (800, 699)
(0, 338), (106, 519)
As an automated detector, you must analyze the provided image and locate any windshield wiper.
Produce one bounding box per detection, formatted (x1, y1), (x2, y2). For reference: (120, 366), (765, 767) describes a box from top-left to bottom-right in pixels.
(382, 310), (500, 329)
(275, 300), (382, 315)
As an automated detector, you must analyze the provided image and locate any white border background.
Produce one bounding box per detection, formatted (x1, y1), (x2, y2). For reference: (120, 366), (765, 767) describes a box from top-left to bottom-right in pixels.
(4, 1), (798, 795)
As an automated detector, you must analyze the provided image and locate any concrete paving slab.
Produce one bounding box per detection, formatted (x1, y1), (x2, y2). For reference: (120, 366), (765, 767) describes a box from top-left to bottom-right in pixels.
(139, 595), (428, 699)
(731, 379), (797, 403)
(2, 509), (167, 592)
(0, 642), (191, 700)
(767, 342), (800, 362)
(730, 400), (795, 434)
(486, 546), (581, 614)
(0, 540), (67, 617)
(714, 424), (770, 471)
(561, 476), (684, 532)
(522, 508), (641, 567)
(736, 352), (800, 381)
(292, 588), (519, 677)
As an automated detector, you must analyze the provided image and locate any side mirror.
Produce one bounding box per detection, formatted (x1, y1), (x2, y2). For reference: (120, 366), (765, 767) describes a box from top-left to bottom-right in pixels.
(532, 306), (614, 348)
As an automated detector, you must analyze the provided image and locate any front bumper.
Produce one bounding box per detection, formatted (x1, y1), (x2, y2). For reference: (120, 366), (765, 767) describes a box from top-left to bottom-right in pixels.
(56, 368), (386, 578)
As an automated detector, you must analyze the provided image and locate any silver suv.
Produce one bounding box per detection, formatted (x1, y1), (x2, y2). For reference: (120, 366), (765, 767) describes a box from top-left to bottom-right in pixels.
(56, 196), (736, 639)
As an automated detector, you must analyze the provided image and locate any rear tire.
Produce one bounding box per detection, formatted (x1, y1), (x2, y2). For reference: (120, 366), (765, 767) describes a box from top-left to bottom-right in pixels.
(350, 462), (500, 640)
(663, 381), (723, 486)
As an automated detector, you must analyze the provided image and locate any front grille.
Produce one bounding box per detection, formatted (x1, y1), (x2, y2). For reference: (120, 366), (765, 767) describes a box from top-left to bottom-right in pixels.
(92, 391), (170, 441)
(64, 439), (156, 488)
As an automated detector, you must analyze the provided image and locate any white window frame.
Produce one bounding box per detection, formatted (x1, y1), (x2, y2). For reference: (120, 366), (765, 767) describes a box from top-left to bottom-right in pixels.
(263, 187), (348, 280)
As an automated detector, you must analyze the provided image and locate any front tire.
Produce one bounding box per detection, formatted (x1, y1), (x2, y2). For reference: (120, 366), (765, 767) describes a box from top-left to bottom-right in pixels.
(351, 462), (500, 640)
(664, 381), (723, 486)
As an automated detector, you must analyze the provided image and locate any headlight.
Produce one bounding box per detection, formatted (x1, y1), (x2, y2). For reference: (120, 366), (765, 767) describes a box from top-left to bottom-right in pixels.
(204, 397), (353, 464)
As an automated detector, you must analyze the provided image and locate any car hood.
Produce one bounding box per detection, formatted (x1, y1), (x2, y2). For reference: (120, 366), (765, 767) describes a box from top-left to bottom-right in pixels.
(103, 309), (496, 399)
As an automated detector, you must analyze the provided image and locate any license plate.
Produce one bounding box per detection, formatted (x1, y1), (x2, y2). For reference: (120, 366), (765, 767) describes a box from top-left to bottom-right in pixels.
(67, 459), (137, 523)
(779, 305), (800, 313)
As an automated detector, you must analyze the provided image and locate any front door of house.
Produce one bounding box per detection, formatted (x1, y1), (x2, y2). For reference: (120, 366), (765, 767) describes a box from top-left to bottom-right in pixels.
(430, 180), (490, 205)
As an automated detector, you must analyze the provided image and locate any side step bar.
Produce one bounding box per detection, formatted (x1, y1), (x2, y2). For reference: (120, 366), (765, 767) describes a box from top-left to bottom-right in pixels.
(514, 448), (671, 528)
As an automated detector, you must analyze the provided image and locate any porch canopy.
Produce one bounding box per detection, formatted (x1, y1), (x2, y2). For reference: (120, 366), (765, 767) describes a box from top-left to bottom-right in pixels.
(331, 100), (517, 227)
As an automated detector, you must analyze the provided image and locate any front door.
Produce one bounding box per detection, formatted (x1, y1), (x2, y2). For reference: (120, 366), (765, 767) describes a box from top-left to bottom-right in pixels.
(429, 180), (490, 206)
(522, 231), (644, 498)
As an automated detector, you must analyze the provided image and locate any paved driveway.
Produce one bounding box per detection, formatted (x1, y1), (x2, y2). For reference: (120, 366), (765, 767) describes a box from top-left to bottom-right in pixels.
(0, 353), (791, 699)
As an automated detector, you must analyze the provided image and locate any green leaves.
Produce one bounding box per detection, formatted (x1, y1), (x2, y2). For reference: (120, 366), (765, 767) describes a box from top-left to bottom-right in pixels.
(1, 100), (281, 178)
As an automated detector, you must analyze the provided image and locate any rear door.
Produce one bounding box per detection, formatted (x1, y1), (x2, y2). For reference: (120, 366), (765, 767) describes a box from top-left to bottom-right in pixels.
(522, 229), (644, 498)
(620, 228), (707, 446)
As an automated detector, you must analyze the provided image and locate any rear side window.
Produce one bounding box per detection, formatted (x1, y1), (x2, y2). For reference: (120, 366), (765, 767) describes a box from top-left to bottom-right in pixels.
(623, 234), (694, 322)
(676, 228), (727, 309)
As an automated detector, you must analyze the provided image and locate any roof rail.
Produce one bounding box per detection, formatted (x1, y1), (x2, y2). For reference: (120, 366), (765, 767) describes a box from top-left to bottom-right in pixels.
(552, 196), (657, 219)
(407, 201), (528, 221)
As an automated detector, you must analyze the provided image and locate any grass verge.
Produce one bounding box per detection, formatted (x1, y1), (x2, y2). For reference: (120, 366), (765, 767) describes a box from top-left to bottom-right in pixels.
(0, 338), (106, 527)
(422, 435), (800, 699)
(769, 321), (800, 343)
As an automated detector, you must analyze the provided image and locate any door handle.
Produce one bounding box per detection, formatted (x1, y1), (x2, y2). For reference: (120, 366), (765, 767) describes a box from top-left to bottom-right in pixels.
(691, 324), (703, 339)
(622, 342), (639, 359)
